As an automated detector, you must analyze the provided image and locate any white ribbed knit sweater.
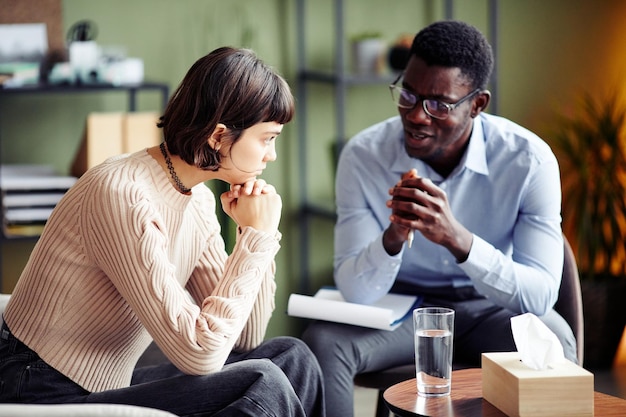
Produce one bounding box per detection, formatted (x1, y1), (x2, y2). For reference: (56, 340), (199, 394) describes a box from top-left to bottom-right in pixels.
(4, 150), (280, 393)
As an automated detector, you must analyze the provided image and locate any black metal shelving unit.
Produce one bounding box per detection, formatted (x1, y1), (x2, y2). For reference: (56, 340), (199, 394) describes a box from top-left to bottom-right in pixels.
(0, 82), (169, 112)
(0, 81), (169, 288)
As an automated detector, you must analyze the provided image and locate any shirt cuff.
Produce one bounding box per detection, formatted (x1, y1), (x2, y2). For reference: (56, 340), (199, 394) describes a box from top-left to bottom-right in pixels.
(370, 233), (403, 279)
(458, 234), (497, 280)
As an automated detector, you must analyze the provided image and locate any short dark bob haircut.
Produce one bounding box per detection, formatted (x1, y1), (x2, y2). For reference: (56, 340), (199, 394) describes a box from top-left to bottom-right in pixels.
(158, 47), (295, 171)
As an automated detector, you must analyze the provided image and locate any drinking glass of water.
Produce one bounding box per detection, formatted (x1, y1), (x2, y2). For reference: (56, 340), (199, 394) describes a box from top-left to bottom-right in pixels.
(413, 307), (455, 396)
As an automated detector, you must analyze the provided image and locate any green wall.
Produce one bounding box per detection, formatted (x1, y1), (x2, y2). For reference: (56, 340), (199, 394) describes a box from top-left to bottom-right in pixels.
(2, 0), (626, 339)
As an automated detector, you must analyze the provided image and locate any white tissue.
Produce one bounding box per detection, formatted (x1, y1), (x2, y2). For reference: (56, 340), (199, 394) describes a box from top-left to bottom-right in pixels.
(510, 313), (565, 370)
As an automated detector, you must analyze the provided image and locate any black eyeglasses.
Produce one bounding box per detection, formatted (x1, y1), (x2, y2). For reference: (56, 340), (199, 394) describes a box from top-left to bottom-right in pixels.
(389, 75), (481, 120)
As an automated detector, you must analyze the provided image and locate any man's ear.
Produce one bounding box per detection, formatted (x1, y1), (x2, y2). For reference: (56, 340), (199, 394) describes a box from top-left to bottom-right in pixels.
(471, 90), (491, 117)
(208, 123), (228, 150)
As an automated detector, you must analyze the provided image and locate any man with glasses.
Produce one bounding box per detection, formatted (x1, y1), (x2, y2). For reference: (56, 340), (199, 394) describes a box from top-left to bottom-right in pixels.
(302, 20), (577, 417)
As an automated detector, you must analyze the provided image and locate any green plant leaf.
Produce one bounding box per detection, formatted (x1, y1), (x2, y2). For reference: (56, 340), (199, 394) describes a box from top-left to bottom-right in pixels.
(551, 91), (626, 280)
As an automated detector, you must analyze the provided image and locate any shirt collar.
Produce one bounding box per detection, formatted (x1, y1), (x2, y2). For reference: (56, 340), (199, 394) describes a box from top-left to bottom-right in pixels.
(464, 116), (489, 176)
(391, 116), (489, 179)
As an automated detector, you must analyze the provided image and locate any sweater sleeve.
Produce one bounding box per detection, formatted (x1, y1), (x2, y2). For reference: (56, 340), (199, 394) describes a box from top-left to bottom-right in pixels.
(231, 228), (279, 351)
(83, 181), (279, 375)
(186, 226), (279, 353)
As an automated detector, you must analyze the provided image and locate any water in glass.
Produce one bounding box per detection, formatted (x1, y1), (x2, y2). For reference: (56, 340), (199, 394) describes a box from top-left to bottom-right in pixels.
(414, 328), (453, 396)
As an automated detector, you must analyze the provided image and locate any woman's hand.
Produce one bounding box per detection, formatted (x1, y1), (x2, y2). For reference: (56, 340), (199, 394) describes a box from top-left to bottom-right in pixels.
(220, 179), (282, 234)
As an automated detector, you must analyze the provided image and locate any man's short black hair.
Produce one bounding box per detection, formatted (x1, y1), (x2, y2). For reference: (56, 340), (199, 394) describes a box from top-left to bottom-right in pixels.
(410, 20), (494, 90)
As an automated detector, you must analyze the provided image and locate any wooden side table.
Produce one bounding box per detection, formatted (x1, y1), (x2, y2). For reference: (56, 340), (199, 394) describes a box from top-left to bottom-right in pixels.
(383, 368), (626, 417)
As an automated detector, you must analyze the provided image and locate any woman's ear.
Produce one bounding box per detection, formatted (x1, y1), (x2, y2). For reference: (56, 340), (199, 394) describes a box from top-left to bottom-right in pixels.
(471, 90), (491, 117)
(208, 123), (228, 150)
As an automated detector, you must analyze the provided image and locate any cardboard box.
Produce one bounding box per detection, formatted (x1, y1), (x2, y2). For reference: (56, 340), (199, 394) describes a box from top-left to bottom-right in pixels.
(71, 112), (162, 177)
(482, 352), (593, 417)
(71, 112), (124, 177)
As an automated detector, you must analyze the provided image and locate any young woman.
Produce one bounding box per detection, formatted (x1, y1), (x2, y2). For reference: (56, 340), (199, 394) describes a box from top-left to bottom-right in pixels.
(0, 47), (325, 417)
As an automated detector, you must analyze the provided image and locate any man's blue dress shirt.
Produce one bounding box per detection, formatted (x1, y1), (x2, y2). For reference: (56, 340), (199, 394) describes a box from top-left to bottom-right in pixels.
(334, 113), (563, 316)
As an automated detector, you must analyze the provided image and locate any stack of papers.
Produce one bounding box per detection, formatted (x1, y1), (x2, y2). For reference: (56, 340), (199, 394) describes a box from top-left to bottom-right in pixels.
(1, 164), (77, 237)
(287, 287), (422, 331)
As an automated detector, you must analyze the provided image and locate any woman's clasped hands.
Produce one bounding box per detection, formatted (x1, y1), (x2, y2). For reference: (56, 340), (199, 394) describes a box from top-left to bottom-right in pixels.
(221, 178), (282, 234)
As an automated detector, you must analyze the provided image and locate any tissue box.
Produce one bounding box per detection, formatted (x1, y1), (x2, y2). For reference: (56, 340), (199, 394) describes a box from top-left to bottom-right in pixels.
(482, 352), (593, 417)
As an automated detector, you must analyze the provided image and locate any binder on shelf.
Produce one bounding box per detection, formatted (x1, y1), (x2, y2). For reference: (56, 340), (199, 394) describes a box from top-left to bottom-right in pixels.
(287, 287), (422, 331)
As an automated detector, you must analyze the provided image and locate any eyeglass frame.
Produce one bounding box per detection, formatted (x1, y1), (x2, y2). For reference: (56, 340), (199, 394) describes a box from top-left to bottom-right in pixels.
(389, 73), (482, 120)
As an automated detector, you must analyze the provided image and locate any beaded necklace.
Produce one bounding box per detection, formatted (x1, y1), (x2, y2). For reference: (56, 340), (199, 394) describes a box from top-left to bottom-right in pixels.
(159, 142), (192, 194)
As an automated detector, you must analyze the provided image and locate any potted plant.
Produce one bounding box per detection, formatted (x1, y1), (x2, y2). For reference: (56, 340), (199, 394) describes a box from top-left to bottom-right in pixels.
(550, 91), (626, 368)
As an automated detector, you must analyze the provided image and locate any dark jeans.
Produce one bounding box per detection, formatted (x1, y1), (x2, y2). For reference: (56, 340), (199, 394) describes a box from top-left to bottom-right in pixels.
(0, 321), (326, 417)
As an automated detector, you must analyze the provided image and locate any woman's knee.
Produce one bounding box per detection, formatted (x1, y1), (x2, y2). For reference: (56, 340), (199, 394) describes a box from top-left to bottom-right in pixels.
(225, 358), (294, 396)
(271, 335), (310, 355)
(264, 336), (322, 374)
(251, 358), (288, 379)
(257, 336), (315, 363)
